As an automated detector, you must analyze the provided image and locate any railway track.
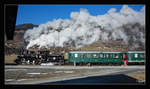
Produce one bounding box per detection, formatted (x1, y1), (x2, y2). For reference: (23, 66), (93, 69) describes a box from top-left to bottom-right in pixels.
(5, 65), (145, 84)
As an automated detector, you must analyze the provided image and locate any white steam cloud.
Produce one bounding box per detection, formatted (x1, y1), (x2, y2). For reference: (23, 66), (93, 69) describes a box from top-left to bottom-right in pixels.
(24, 5), (145, 49)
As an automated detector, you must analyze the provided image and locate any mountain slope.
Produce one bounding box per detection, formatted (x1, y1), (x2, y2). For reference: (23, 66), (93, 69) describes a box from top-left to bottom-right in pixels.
(14, 23), (38, 41)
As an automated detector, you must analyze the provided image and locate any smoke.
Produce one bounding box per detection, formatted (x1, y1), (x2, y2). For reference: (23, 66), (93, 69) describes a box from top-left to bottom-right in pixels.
(24, 5), (145, 49)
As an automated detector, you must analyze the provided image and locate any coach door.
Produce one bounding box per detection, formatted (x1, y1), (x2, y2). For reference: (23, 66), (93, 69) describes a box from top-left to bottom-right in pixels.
(121, 53), (127, 60)
(128, 53), (132, 62)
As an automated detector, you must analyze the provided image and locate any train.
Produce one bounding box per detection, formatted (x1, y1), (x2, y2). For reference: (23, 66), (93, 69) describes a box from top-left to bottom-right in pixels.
(14, 50), (145, 65)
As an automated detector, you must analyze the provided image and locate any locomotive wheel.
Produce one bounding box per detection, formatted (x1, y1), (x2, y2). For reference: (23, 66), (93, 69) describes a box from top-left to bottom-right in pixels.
(35, 60), (39, 65)
(36, 60), (41, 65)
(15, 59), (22, 65)
(21, 58), (26, 65)
(26, 60), (30, 64)
(32, 60), (35, 65)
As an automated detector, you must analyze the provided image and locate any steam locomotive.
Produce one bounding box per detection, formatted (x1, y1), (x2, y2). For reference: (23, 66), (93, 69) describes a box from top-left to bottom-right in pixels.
(15, 50), (65, 65)
(14, 50), (145, 65)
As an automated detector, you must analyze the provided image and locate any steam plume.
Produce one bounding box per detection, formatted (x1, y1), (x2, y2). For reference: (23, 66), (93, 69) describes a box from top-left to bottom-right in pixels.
(24, 5), (145, 49)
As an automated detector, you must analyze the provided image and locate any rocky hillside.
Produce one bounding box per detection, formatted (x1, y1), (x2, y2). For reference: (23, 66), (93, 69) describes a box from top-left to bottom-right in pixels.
(14, 23), (38, 41)
(5, 24), (38, 55)
(15, 23), (38, 31)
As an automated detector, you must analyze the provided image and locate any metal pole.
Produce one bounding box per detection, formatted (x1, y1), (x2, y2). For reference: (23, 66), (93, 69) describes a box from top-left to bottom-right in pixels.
(57, 29), (60, 46)
(74, 61), (76, 66)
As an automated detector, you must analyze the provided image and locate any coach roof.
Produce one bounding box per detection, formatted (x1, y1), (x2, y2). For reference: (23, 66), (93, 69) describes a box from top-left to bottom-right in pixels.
(69, 51), (122, 53)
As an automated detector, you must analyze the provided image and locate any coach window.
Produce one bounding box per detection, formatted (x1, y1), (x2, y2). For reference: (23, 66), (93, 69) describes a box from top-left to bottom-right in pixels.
(114, 54), (118, 58)
(123, 53), (126, 58)
(87, 53), (91, 58)
(135, 53), (138, 58)
(75, 53), (78, 58)
(80, 53), (84, 58)
(93, 54), (98, 58)
(140, 53), (144, 58)
(108, 54), (112, 59)
(100, 54), (104, 58)
(106, 54), (109, 58)
(128, 53), (132, 59)
(70, 54), (73, 58)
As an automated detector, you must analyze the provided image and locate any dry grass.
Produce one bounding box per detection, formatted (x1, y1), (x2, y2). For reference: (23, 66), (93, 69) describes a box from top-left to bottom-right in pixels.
(129, 72), (145, 81)
(5, 54), (17, 64)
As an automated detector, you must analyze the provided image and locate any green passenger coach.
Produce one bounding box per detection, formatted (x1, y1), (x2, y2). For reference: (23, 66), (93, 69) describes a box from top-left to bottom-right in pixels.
(127, 51), (145, 63)
(68, 51), (145, 64)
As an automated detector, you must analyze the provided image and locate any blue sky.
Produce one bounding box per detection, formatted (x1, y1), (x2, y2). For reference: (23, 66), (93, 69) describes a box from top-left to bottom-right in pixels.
(16, 5), (144, 25)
